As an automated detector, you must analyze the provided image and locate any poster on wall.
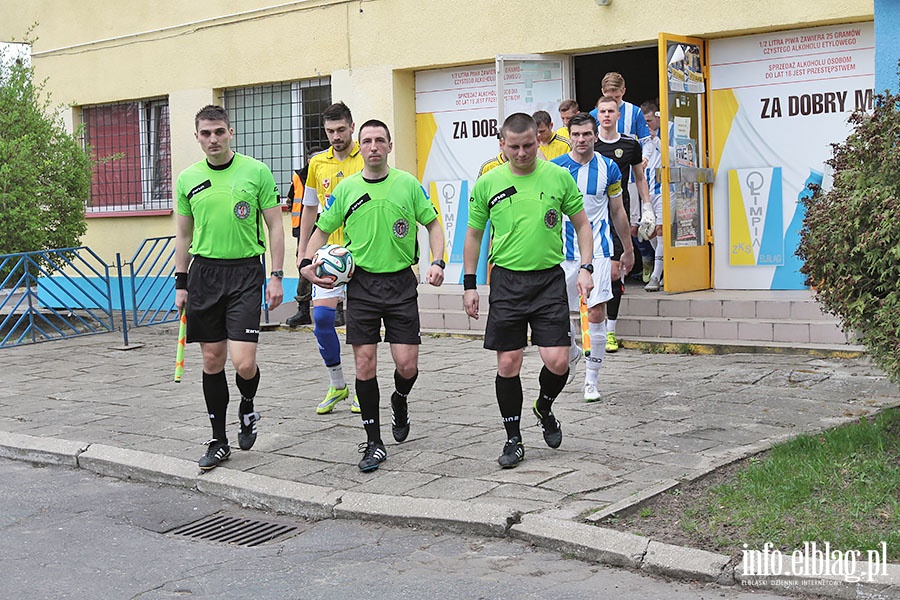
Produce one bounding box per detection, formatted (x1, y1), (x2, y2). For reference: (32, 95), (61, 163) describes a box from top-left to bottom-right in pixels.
(415, 58), (568, 284)
(667, 42), (705, 94)
(709, 22), (874, 290)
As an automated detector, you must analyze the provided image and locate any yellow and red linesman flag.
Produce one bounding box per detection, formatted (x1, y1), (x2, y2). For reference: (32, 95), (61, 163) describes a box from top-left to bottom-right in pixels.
(579, 296), (591, 355)
(174, 309), (186, 383)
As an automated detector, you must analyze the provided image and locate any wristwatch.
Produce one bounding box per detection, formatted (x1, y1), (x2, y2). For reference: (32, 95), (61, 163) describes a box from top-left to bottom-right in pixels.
(579, 263), (594, 274)
(431, 259), (446, 269)
(270, 270), (284, 279)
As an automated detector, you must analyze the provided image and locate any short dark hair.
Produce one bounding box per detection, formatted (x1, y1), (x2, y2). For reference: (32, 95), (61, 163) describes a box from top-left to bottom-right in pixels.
(532, 110), (553, 127)
(640, 99), (660, 114)
(500, 113), (537, 139)
(358, 119), (391, 142)
(558, 99), (579, 113)
(195, 105), (229, 129)
(567, 112), (597, 134)
(323, 101), (353, 124)
(595, 95), (619, 111)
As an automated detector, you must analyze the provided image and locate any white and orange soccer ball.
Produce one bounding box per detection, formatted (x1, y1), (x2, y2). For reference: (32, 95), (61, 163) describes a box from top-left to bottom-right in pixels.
(313, 244), (354, 286)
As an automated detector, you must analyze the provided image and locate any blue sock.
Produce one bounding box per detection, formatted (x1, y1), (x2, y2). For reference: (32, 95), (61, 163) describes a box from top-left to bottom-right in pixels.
(313, 306), (341, 367)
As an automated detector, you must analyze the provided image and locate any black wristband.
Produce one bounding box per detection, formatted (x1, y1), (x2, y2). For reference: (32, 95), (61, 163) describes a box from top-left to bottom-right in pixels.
(298, 257), (313, 269)
(463, 274), (477, 290)
(174, 272), (188, 290)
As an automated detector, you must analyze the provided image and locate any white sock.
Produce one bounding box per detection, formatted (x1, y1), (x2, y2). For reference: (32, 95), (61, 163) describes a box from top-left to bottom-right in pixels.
(328, 364), (346, 389)
(651, 237), (664, 280)
(606, 319), (617, 335)
(586, 321), (607, 386)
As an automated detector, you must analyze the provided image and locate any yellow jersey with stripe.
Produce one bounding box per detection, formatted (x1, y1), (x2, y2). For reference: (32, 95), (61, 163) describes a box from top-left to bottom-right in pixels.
(302, 142), (363, 244)
(477, 152), (507, 178)
(556, 126), (570, 141)
(539, 133), (571, 161)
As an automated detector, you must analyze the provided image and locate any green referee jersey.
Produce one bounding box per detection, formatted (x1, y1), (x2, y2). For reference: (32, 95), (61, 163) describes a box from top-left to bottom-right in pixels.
(176, 153), (279, 259)
(316, 168), (438, 273)
(469, 160), (584, 271)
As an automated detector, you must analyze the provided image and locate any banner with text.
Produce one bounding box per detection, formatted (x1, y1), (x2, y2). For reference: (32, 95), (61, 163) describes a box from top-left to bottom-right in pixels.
(709, 23), (874, 289)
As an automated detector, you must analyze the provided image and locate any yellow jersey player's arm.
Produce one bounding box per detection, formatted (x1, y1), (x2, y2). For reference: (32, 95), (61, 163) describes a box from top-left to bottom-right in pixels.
(296, 183), (320, 261)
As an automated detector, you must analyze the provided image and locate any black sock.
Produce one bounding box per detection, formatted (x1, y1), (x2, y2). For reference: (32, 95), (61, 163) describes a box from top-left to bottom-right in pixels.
(202, 370), (229, 443)
(607, 279), (623, 320)
(391, 369), (418, 424)
(495, 374), (523, 440)
(236, 366), (260, 415)
(356, 377), (381, 443)
(536, 366), (567, 416)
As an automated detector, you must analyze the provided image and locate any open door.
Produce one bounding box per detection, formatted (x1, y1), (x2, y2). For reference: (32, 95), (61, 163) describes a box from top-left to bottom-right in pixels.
(496, 54), (573, 128)
(658, 34), (714, 292)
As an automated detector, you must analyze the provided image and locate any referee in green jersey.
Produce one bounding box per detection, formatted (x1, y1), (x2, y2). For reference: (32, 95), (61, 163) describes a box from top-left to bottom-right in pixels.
(174, 105), (285, 471)
(300, 119), (446, 473)
(463, 113), (595, 469)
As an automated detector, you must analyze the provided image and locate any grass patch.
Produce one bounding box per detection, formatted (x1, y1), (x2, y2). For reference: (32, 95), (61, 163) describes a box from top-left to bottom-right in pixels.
(601, 409), (900, 561)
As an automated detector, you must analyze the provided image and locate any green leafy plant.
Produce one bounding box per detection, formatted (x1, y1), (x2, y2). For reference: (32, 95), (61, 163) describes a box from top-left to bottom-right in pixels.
(0, 30), (91, 264)
(798, 83), (900, 381)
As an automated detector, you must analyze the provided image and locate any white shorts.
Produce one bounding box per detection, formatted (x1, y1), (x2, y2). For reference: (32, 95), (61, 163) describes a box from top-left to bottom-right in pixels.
(650, 192), (663, 223)
(311, 283), (345, 302)
(562, 258), (613, 311)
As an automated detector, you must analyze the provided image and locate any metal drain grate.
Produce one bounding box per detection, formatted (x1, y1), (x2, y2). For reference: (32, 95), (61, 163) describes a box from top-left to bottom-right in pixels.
(167, 513), (299, 547)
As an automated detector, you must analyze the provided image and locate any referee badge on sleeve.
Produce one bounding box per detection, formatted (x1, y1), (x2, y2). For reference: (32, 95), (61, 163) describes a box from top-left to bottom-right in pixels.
(544, 208), (559, 229)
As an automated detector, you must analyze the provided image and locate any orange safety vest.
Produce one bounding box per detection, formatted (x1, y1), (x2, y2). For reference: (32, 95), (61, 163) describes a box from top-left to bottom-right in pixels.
(287, 168), (306, 237)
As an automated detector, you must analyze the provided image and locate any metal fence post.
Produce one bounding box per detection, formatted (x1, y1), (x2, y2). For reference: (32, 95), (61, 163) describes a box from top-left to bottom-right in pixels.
(115, 253), (130, 347)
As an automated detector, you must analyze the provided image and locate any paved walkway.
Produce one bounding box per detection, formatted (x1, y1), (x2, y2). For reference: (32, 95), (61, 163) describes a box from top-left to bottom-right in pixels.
(2, 325), (899, 595)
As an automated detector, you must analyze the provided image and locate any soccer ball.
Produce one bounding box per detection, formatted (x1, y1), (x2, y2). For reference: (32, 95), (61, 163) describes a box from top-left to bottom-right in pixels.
(313, 244), (354, 286)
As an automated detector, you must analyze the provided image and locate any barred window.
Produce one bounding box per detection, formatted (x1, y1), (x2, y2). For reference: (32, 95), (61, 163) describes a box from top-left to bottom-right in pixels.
(222, 77), (331, 199)
(82, 99), (172, 212)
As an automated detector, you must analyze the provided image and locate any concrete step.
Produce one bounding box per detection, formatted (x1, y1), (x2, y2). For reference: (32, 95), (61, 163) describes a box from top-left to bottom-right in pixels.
(415, 284), (862, 353)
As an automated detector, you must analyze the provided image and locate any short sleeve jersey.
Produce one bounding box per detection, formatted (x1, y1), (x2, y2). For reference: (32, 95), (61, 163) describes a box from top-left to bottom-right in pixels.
(176, 153), (279, 259)
(316, 168), (438, 273)
(477, 152), (507, 178)
(468, 160), (584, 271)
(303, 142), (364, 244)
(594, 134), (642, 216)
(539, 133), (571, 161)
(552, 152), (623, 261)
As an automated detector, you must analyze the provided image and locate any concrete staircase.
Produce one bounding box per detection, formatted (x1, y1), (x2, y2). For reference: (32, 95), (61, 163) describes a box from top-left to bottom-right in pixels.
(417, 284), (864, 355)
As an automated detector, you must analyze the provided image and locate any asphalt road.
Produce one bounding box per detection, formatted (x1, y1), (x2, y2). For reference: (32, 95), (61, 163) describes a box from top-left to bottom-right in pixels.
(0, 458), (801, 600)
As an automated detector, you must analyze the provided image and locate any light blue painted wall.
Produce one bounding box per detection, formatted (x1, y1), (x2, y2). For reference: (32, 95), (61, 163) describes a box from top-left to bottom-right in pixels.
(875, 0), (900, 94)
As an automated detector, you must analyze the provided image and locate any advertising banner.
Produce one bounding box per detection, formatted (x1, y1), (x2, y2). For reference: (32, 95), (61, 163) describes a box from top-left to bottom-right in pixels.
(709, 23), (874, 289)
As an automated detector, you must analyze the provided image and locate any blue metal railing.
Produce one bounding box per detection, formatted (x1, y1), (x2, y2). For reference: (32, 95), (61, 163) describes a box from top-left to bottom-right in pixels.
(0, 248), (115, 347)
(126, 236), (178, 327)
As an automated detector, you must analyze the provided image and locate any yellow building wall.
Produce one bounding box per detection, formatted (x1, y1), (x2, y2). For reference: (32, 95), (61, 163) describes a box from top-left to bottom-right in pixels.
(0, 0), (873, 273)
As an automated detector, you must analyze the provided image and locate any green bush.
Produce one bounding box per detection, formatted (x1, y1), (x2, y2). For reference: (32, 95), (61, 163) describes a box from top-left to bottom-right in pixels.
(0, 37), (91, 259)
(798, 87), (900, 380)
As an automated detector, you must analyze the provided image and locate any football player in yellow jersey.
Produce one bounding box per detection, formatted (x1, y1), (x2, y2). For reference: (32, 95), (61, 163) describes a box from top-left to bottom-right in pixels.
(556, 99), (579, 140)
(532, 110), (571, 160)
(477, 150), (507, 178)
(297, 102), (364, 415)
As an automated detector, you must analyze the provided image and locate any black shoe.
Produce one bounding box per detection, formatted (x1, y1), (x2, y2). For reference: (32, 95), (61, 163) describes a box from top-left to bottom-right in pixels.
(238, 407), (260, 450)
(533, 401), (562, 449)
(358, 441), (387, 472)
(285, 304), (311, 327)
(334, 302), (345, 327)
(390, 393), (410, 443)
(199, 439), (231, 470)
(498, 436), (525, 468)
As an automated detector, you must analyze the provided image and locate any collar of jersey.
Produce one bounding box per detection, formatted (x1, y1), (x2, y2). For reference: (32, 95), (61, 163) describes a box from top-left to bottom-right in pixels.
(326, 142), (361, 160)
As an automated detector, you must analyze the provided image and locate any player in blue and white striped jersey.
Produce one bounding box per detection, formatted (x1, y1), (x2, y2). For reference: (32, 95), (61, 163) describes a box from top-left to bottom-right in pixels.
(552, 113), (634, 402)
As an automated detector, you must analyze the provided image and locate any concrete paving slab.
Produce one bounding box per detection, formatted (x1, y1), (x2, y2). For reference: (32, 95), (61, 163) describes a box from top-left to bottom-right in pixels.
(511, 514), (648, 569)
(641, 540), (733, 584)
(0, 431), (86, 467)
(335, 491), (516, 537)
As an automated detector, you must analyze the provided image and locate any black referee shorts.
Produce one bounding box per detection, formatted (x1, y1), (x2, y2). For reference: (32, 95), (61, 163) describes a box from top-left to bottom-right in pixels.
(185, 256), (264, 344)
(484, 265), (570, 351)
(345, 267), (421, 346)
